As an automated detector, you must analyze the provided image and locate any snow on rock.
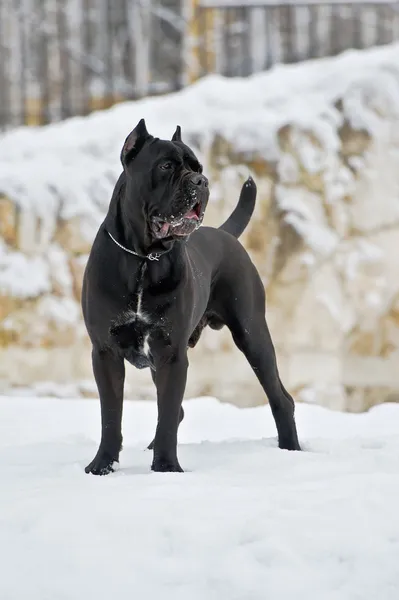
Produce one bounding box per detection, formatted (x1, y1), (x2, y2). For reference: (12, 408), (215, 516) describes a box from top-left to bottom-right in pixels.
(1, 44), (399, 410)
(1, 395), (399, 600)
(0, 242), (51, 298)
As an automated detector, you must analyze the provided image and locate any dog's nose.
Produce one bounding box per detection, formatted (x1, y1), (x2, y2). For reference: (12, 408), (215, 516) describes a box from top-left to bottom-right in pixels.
(190, 174), (208, 188)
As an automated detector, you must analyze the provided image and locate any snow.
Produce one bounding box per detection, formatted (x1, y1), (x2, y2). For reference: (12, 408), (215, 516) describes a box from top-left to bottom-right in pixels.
(47, 243), (74, 296)
(336, 239), (383, 282)
(275, 185), (339, 257)
(0, 242), (51, 298)
(36, 295), (81, 326)
(1, 394), (399, 599)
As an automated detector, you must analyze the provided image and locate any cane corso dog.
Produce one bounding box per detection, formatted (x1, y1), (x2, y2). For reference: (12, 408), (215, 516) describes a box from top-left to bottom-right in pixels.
(82, 118), (301, 475)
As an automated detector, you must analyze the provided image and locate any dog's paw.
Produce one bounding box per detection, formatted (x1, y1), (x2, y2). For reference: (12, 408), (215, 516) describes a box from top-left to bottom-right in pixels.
(278, 438), (301, 451)
(151, 457), (184, 473)
(85, 452), (120, 476)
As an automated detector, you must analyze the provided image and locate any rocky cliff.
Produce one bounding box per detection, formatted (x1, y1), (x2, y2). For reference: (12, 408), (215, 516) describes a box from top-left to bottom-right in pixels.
(1, 44), (399, 411)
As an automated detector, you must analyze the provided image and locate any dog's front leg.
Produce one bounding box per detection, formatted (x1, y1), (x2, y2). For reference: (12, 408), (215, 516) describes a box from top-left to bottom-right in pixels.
(151, 349), (188, 473)
(85, 346), (125, 475)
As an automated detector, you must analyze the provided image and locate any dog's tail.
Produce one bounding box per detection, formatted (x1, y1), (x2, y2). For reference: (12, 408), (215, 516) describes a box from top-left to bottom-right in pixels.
(219, 176), (257, 239)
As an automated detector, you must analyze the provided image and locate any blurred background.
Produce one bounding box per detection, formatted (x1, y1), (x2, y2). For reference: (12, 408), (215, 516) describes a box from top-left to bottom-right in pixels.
(1, 0), (399, 127)
(1, 0), (399, 413)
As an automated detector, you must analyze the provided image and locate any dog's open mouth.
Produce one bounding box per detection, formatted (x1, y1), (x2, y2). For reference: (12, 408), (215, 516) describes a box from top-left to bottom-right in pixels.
(152, 201), (202, 239)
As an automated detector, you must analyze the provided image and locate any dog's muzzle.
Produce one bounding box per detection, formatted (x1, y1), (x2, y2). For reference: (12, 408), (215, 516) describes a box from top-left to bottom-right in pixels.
(151, 174), (208, 239)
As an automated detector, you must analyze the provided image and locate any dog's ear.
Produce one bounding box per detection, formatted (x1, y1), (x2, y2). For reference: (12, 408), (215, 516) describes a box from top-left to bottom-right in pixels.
(171, 125), (182, 142)
(121, 118), (151, 166)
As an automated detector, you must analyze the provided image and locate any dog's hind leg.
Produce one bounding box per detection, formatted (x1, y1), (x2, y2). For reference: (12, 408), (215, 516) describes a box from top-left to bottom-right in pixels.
(147, 366), (184, 451)
(231, 317), (300, 450)
(85, 346), (125, 475)
(226, 278), (301, 451)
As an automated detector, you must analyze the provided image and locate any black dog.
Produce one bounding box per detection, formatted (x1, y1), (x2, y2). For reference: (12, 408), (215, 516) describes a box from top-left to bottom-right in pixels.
(82, 119), (300, 475)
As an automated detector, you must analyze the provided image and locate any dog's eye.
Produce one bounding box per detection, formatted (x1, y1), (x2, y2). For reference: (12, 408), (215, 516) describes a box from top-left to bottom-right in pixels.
(160, 162), (172, 171)
(198, 164), (203, 174)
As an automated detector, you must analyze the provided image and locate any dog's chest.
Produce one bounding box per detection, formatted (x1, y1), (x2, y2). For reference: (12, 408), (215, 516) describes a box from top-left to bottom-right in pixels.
(110, 285), (155, 369)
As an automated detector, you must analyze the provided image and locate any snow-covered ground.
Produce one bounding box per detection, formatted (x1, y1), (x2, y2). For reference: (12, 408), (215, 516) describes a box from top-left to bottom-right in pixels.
(1, 395), (399, 599)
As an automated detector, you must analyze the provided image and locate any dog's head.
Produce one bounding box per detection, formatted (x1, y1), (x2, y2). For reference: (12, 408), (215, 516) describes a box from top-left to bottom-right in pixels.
(120, 119), (209, 241)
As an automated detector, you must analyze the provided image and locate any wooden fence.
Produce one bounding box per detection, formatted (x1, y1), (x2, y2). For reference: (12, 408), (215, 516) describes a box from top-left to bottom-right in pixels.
(193, 1), (399, 78)
(0, 0), (398, 129)
(0, 0), (183, 128)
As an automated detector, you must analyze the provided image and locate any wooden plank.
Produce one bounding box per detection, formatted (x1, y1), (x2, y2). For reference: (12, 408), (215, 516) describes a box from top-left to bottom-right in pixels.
(200, 0), (399, 8)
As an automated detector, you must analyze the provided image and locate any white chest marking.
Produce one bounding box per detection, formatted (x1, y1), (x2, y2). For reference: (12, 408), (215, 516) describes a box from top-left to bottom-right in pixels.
(142, 333), (151, 357)
(114, 286), (153, 358)
(136, 288), (145, 319)
(118, 287), (151, 327)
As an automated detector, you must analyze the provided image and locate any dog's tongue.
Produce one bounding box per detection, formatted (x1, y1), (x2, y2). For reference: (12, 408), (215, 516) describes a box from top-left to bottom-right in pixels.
(160, 222), (170, 236)
(185, 209), (198, 220)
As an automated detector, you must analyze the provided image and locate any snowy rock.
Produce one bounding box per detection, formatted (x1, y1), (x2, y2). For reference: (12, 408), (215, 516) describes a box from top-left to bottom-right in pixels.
(1, 44), (399, 411)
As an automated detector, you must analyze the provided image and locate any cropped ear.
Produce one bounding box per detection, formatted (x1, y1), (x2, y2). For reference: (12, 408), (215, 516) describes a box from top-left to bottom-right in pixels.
(120, 118), (151, 166)
(171, 125), (182, 142)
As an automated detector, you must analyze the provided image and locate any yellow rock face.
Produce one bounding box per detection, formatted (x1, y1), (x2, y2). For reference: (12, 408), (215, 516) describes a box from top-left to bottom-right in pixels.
(1, 87), (399, 411)
(0, 196), (17, 247)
